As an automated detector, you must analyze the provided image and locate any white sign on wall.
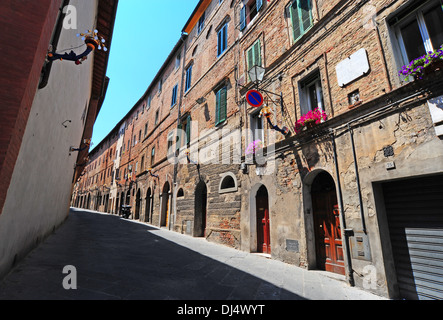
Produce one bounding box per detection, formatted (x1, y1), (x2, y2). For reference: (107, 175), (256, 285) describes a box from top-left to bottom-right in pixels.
(336, 48), (370, 87)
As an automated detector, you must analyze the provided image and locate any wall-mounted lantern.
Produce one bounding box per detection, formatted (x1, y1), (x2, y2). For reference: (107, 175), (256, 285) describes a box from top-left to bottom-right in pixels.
(47, 29), (107, 66)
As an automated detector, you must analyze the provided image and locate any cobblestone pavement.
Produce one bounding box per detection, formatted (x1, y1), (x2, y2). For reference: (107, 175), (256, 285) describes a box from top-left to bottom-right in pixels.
(0, 208), (386, 301)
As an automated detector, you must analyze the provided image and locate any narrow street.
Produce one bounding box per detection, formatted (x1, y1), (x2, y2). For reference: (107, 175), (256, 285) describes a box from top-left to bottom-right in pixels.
(0, 208), (385, 301)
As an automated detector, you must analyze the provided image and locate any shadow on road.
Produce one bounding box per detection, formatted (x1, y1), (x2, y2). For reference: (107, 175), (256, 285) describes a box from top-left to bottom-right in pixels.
(0, 209), (305, 301)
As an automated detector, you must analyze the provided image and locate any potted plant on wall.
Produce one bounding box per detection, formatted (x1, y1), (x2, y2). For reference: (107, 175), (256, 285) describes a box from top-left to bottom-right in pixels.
(295, 108), (328, 134)
(399, 45), (443, 81)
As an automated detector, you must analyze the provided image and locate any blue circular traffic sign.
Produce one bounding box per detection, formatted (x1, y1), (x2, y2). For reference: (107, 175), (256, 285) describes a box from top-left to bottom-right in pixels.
(246, 90), (264, 108)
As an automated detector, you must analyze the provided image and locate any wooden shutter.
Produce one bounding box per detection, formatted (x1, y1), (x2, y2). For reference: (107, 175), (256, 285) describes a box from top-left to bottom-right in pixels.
(240, 6), (246, 31)
(219, 87), (227, 123)
(254, 39), (261, 66)
(215, 90), (221, 125)
(290, 1), (301, 40)
(217, 29), (222, 56)
(247, 46), (254, 71)
(216, 87), (227, 125)
(247, 40), (261, 80)
(186, 65), (192, 91)
(300, 0), (312, 32)
(186, 115), (191, 145)
(257, 0), (263, 12)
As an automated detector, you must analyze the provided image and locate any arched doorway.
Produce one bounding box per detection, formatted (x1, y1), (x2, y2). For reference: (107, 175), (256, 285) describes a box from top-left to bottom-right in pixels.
(145, 188), (152, 223)
(104, 194), (109, 213)
(125, 190), (131, 206)
(194, 180), (208, 238)
(120, 192), (124, 215)
(135, 189), (141, 220)
(96, 193), (101, 211)
(256, 185), (271, 254)
(311, 171), (345, 275)
(160, 182), (170, 227)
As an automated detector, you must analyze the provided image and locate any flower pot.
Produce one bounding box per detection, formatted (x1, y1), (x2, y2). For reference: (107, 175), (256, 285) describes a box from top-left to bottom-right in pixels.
(424, 60), (443, 76)
(305, 121), (316, 129)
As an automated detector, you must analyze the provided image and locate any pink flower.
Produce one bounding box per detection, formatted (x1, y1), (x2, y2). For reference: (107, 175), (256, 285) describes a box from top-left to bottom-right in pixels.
(295, 108), (328, 134)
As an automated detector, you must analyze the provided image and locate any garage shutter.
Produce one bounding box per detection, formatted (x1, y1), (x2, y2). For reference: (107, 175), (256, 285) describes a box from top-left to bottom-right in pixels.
(383, 175), (443, 300)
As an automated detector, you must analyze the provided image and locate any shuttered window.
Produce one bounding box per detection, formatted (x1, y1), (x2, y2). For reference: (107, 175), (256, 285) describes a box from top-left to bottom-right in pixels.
(240, 0), (264, 31)
(218, 22), (228, 57)
(215, 86), (227, 126)
(289, 0), (313, 42)
(246, 39), (262, 78)
(171, 84), (178, 107)
(185, 64), (193, 92)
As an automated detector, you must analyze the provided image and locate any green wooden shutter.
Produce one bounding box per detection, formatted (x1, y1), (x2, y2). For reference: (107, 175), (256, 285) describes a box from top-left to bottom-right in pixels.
(247, 46), (254, 71)
(300, 0), (312, 32)
(290, 1), (301, 41)
(219, 87), (227, 123)
(177, 123), (183, 149)
(186, 115), (191, 145)
(215, 90), (221, 125)
(247, 40), (261, 81)
(254, 39), (261, 66)
(216, 87), (227, 125)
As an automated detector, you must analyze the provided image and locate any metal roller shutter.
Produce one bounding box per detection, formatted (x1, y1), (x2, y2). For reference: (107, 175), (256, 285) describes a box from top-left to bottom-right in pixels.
(382, 174), (443, 300)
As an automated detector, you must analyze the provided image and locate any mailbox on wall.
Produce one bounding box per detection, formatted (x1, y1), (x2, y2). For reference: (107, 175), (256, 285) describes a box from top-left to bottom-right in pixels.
(349, 232), (372, 261)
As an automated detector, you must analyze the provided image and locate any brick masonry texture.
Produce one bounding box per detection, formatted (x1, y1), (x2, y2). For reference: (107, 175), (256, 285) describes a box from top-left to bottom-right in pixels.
(72, 0), (443, 299)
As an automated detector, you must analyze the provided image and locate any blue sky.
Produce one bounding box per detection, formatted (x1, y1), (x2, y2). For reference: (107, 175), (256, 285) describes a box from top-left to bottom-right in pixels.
(91, 0), (200, 147)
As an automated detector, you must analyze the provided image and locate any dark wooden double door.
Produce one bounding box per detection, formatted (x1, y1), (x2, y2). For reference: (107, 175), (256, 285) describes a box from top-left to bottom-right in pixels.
(312, 173), (345, 275)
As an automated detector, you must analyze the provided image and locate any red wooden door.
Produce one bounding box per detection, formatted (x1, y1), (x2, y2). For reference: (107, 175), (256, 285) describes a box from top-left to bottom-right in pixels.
(259, 209), (271, 254)
(256, 188), (271, 254)
(313, 191), (345, 275)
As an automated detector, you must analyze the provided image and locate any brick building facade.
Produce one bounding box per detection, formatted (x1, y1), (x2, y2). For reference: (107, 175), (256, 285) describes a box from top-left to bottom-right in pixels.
(73, 0), (443, 300)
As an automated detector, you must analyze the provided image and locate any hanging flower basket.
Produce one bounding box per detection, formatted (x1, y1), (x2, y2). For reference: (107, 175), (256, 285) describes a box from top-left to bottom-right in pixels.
(295, 108), (328, 134)
(399, 45), (443, 81)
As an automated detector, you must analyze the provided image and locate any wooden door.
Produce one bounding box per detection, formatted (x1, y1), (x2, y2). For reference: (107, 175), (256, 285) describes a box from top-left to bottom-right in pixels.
(256, 187), (271, 254)
(165, 195), (170, 227)
(313, 190), (345, 275)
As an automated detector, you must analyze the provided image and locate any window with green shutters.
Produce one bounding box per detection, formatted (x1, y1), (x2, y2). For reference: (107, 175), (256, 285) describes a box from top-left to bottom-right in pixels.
(246, 39), (262, 80)
(215, 86), (227, 126)
(289, 0), (313, 42)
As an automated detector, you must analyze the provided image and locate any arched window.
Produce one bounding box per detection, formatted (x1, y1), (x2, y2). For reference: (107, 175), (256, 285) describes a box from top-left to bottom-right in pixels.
(177, 188), (185, 198)
(219, 172), (238, 194)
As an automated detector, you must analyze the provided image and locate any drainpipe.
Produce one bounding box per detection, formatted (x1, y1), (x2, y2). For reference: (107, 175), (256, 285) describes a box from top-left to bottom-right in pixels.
(348, 124), (368, 235)
(331, 131), (355, 286)
(342, 91), (425, 236)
